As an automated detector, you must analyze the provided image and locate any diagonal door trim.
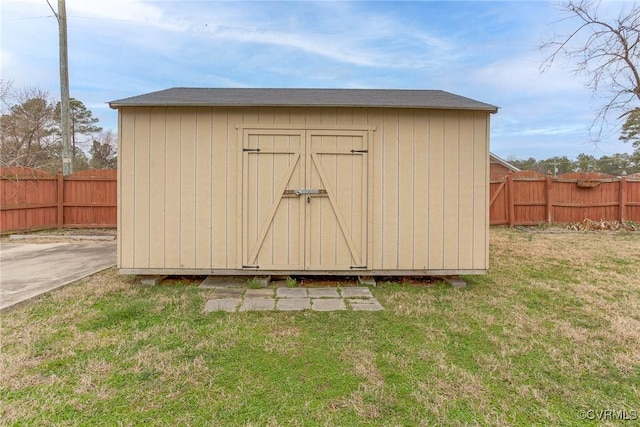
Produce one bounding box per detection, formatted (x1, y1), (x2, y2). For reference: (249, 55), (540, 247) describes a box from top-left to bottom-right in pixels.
(310, 152), (363, 265)
(245, 152), (301, 264)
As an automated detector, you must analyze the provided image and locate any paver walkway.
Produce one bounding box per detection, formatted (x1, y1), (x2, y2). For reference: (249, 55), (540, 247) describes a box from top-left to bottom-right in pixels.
(203, 286), (383, 313)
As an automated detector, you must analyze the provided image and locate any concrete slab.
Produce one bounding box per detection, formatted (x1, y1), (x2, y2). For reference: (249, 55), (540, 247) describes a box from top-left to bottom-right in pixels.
(348, 299), (384, 311)
(340, 287), (373, 298)
(249, 275), (271, 288)
(277, 288), (308, 298)
(210, 287), (244, 298)
(311, 298), (346, 311)
(199, 276), (246, 288)
(0, 241), (116, 311)
(276, 297), (310, 311)
(443, 276), (467, 288)
(357, 276), (377, 287)
(308, 287), (340, 298)
(239, 298), (276, 311)
(245, 288), (274, 298)
(204, 298), (241, 313)
(140, 275), (167, 286)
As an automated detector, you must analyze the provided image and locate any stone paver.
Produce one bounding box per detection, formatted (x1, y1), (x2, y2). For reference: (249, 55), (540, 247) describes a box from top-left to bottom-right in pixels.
(204, 298), (241, 313)
(245, 288), (275, 298)
(199, 276), (246, 288)
(276, 298), (311, 311)
(340, 287), (373, 298)
(277, 288), (308, 298)
(239, 297), (276, 311)
(308, 287), (340, 298)
(348, 298), (384, 311)
(311, 298), (346, 311)
(211, 287), (244, 298)
(203, 287), (384, 312)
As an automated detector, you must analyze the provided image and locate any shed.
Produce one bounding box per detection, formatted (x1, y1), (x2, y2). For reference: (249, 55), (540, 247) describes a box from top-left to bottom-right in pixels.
(109, 88), (498, 277)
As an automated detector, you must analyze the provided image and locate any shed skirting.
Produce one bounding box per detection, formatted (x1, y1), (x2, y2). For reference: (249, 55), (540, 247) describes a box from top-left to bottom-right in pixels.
(119, 268), (487, 276)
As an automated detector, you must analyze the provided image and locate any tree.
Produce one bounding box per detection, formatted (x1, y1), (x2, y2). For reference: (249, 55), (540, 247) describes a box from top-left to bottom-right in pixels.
(538, 156), (575, 175)
(619, 108), (640, 151)
(53, 98), (102, 158)
(508, 157), (538, 171)
(0, 88), (58, 170)
(541, 1), (640, 139)
(89, 130), (117, 169)
(575, 153), (598, 172)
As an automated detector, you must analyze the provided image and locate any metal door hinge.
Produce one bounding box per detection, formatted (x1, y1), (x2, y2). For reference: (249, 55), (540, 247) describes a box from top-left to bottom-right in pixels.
(242, 265), (260, 269)
(349, 265), (367, 269)
(243, 148), (261, 152)
(350, 149), (368, 154)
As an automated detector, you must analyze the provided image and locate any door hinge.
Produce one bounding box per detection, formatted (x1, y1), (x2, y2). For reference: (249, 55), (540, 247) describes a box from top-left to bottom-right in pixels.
(349, 265), (367, 269)
(242, 265), (260, 269)
(243, 148), (261, 152)
(350, 149), (368, 154)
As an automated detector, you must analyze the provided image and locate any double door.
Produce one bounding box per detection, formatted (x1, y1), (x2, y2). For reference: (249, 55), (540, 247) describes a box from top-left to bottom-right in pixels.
(242, 128), (368, 271)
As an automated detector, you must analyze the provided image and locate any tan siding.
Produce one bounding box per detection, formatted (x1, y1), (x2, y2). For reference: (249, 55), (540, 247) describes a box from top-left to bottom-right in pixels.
(368, 109), (384, 269)
(164, 108), (181, 267)
(211, 108), (229, 267)
(443, 111), (460, 269)
(458, 111), (475, 268)
(381, 110), (399, 269)
(474, 112), (489, 269)
(412, 111), (429, 268)
(428, 111), (445, 269)
(149, 109), (166, 267)
(118, 110), (135, 268)
(397, 110), (415, 269)
(228, 109), (242, 268)
(180, 109), (197, 268)
(133, 108), (150, 268)
(195, 108), (212, 268)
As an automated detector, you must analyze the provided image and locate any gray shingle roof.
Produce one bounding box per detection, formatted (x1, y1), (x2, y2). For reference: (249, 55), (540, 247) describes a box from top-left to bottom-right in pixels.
(109, 88), (498, 112)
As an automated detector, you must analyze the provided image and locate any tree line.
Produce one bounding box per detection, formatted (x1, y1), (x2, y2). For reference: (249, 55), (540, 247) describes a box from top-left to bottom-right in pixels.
(507, 152), (640, 176)
(0, 81), (116, 173)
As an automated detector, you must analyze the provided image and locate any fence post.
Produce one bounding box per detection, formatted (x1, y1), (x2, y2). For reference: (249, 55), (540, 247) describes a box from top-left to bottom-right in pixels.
(546, 172), (553, 224)
(620, 171), (627, 223)
(57, 168), (64, 228)
(507, 172), (515, 227)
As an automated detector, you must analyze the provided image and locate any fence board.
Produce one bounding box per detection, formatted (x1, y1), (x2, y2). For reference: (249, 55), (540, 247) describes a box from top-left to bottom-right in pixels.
(0, 168), (117, 234)
(490, 171), (640, 226)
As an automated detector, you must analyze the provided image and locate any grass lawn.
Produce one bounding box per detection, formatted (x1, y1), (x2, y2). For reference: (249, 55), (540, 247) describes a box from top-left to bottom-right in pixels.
(1, 227), (639, 426)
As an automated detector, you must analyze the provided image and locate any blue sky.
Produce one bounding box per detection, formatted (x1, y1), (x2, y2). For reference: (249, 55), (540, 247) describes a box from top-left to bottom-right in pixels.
(1, 0), (637, 159)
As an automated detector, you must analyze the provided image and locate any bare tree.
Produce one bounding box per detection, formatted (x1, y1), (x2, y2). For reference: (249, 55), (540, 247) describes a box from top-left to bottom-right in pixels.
(0, 88), (58, 170)
(541, 0), (640, 139)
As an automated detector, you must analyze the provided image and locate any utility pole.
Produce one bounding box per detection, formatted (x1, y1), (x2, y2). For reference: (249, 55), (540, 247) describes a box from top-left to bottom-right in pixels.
(50, 0), (72, 175)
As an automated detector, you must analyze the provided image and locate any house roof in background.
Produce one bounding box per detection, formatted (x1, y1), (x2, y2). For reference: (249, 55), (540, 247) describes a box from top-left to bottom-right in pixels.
(109, 88), (499, 112)
(490, 153), (520, 172)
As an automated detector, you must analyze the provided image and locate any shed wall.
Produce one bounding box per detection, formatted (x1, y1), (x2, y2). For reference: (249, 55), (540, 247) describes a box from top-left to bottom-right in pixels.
(118, 106), (489, 274)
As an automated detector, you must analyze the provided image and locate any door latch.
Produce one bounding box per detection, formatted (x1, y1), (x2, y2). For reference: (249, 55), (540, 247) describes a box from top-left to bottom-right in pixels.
(294, 189), (320, 196)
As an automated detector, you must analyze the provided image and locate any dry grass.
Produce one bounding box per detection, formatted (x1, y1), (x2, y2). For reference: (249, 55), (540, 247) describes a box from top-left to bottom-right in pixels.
(1, 227), (639, 425)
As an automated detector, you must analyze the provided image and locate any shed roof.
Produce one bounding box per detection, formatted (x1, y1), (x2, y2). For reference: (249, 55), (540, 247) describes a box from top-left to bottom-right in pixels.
(109, 88), (498, 112)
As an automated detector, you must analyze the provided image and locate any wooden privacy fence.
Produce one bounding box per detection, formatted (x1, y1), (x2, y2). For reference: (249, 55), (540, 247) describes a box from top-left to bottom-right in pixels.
(0, 167), (117, 234)
(490, 170), (640, 226)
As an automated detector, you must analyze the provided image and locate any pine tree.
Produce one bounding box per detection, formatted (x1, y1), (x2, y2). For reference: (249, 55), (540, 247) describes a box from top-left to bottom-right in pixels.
(619, 109), (640, 152)
(54, 98), (102, 158)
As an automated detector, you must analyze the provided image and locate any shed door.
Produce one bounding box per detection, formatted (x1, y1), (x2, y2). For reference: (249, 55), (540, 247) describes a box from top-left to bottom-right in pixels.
(242, 129), (368, 271)
(306, 131), (368, 270)
(242, 130), (305, 270)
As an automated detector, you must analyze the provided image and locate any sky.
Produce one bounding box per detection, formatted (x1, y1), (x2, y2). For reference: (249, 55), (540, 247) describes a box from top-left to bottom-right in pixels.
(1, 0), (638, 160)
